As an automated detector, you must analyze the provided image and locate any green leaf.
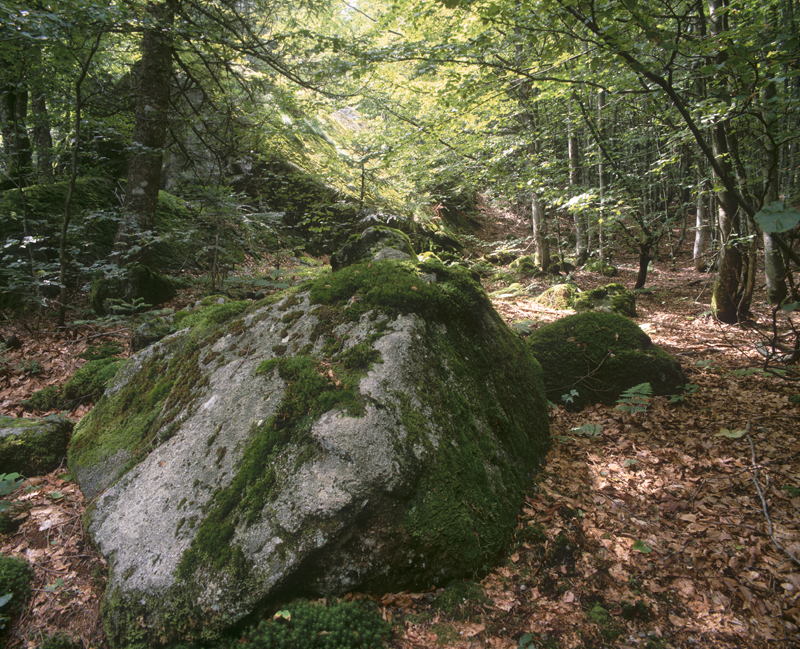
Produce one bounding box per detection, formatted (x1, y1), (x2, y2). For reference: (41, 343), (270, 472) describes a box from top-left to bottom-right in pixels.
(44, 578), (64, 592)
(716, 427), (747, 439)
(273, 609), (292, 621)
(754, 201), (800, 233)
(632, 539), (652, 554)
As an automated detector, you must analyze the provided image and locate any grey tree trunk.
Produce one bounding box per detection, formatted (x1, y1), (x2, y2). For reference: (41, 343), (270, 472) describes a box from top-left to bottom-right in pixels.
(114, 0), (177, 265)
(531, 192), (550, 271)
(568, 95), (588, 263)
(693, 173), (709, 271)
(761, 80), (788, 304)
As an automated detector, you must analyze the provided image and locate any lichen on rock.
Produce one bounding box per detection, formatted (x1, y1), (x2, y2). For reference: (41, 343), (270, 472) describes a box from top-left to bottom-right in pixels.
(70, 258), (550, 648)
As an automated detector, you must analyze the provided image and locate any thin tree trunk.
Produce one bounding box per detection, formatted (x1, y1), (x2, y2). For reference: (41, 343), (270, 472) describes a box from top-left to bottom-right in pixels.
(710, 121), (742, 323)
(761, 80), (788, 303)
(531, 192), (549, 271)
(694, 173), (709, 272)
(58, 34), (103, 327)
(568, 94), (588, 263)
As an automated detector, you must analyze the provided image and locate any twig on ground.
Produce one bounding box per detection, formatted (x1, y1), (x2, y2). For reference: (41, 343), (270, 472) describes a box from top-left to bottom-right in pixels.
(746, 420), (800, 567)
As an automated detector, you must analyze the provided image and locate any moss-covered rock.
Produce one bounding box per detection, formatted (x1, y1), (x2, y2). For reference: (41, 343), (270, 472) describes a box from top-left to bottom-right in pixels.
(574, 283), (637, 317)
(0, 416), (73, 476)
(533, 283), (579, 310)
(90, 264), (176, 316)
(70, 259), (549, 648)
(511, 255), (538, 276)
(583, 259), (618, 277)
(330, 226), (416, 271)
(526, 312), (685, 411)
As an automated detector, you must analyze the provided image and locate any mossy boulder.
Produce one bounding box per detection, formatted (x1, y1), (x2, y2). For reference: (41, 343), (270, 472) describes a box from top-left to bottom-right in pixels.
(330, 226), (416, 271)
(68, 258), (549, 648)
(511, 255), (538, 276)
(526, 312), (685, 411)
(0, 416), (73, 476)
(574, 283), (637, 317)
(533, 283), (579, 310)
(90, 264), (176, 316)
(584, 259), (617, 277)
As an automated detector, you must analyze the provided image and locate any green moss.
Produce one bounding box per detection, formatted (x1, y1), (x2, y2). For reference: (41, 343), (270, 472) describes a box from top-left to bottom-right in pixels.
(310, 258), (488, 328)
(22, 386), (62, 412)
(234, 598), (390, 649)
(68, 341), (208, 495)
(62, 358), (125, 404)
(0, 416), (73, 476)
(433, 580), (490, 620)
(0, 555), (34, 616)
(533, 283), (578, 310)
(392, 301), (550, 583)
(526, 311), (685, 411)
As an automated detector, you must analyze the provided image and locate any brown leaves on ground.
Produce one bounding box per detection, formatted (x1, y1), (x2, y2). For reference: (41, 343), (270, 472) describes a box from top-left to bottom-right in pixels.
(1, 471), (107, 649)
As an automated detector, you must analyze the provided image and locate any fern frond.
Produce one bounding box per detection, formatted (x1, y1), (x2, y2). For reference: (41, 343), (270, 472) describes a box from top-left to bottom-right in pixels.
(615, 382), (652, 414)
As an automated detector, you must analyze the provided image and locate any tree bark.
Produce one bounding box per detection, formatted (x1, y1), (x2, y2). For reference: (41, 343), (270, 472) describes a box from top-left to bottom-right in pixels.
(694, 171), (709, 271)
(568, 95), (588, 263)
(709, 121), (742, 324)
(761, 80), (788, 304)
(531, 192), (550, 271)
(114, 0), (177, 265)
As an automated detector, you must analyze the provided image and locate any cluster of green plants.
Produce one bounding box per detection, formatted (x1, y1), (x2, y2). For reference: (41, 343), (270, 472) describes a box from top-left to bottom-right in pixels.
(0, 556), (34, 632)
(169, 599), (389, 649)
(23, 357), (124, 412)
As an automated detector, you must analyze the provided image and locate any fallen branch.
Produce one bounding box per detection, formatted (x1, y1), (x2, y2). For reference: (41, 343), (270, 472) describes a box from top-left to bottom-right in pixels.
(746, 421), (800, 567)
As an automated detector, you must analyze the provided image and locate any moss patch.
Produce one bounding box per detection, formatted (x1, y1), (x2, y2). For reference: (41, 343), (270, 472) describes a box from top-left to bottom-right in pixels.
(526, 311), (685, 411)
(310, 258), (489, 328)
(533, 283), (578, 310)
(0, 416), (73, 476)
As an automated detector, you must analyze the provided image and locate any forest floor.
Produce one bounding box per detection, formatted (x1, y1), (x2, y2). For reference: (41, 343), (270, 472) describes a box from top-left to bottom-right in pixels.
(1, 210), (799, 649)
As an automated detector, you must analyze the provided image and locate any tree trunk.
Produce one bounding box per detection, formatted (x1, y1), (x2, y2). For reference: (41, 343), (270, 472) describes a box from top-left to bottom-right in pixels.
(694, 172), (709, 271)
(114, 0), (177, 265)
(635, 240), (652, 289)
(1, 81), (33, 189)
(761, 80), (788, 304)
(568, 94), (588, 264)
(710, 121), (742, 324)
(532, 192), (550, 271)
(58, 34), (103, 327)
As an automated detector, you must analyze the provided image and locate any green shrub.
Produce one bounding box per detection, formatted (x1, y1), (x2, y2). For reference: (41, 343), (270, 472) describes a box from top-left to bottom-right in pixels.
(0, 556), (34, 617)
(239, 599), (389, 649)
(36, 633), (82, 649)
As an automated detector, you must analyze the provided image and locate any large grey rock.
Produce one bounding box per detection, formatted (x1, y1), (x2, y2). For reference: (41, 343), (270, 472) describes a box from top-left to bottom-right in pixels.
(0, 415), (73, 476)
(68, 258), (549, 647)
(330, 226), (416, 271)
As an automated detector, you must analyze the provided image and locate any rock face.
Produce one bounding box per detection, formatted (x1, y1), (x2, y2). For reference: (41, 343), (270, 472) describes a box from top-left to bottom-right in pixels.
(0, 416), (73, 476)
(68, 258), (550, 647)
(526, 312), (685, 412)
(330, 226), (416, 271)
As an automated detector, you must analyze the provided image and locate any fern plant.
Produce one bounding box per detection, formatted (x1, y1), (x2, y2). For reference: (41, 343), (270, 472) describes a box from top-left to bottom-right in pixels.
(615, 383), (652, 414)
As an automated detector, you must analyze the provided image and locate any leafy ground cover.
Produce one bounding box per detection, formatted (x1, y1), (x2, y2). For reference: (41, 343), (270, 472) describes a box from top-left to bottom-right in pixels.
(0, 231), (798, 648)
